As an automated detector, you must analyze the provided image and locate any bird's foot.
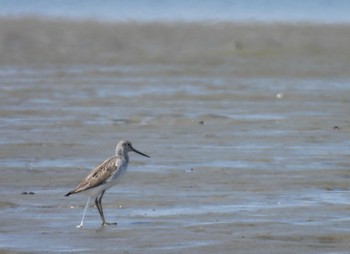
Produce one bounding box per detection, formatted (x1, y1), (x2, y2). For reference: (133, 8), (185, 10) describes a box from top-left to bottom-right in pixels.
(102, 222), (118, 226)
(76, 224), (84, 228)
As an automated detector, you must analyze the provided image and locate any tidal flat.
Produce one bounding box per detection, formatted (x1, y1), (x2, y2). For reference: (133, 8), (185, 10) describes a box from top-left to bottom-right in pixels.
(0, 18), (350, 253)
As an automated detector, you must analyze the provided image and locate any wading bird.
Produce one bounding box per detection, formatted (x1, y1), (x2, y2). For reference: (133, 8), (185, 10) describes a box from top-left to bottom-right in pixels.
(65, 140), (150, 227)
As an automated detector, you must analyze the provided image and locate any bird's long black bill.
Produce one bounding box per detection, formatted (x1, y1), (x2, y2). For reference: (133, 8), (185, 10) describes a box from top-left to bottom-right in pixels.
(132, 147), (150, 158)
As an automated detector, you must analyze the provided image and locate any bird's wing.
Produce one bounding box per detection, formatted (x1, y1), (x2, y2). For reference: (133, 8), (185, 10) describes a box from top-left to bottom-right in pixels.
(70, 155), (119, 194)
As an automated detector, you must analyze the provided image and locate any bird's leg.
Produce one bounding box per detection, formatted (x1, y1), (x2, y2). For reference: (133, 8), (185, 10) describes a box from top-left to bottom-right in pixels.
(95, 191), (105, 224)
(77, 197), (91, 228)
(95, 190), (117, 226)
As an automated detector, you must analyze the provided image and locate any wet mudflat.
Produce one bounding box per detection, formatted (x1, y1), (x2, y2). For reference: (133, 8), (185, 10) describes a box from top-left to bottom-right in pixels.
(1, 19), (350, 253)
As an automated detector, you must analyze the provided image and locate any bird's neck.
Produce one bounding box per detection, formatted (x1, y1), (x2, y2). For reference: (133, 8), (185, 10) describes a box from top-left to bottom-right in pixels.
(124, 153), (129, 162)
(116, 150), (129, 161)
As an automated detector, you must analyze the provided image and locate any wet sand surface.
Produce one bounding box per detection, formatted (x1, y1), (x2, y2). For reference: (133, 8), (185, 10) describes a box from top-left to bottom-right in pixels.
(1, 20), (350, 253)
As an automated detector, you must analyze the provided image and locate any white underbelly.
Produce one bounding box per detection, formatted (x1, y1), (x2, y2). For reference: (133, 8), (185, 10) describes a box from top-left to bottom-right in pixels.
(80, 179), (119, 197)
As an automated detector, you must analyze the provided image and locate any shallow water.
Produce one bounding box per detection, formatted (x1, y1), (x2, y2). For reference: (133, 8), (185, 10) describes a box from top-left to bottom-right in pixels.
(1, 21), (350, 254)
(1, 0), (350, 23)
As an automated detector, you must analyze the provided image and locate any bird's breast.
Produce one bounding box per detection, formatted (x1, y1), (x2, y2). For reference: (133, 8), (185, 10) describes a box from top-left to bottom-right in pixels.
(111, 160), (128, 181)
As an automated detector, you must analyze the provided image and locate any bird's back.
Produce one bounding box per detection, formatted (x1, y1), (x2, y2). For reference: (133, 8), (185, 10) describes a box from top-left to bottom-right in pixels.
(66, 155), (125, 196)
